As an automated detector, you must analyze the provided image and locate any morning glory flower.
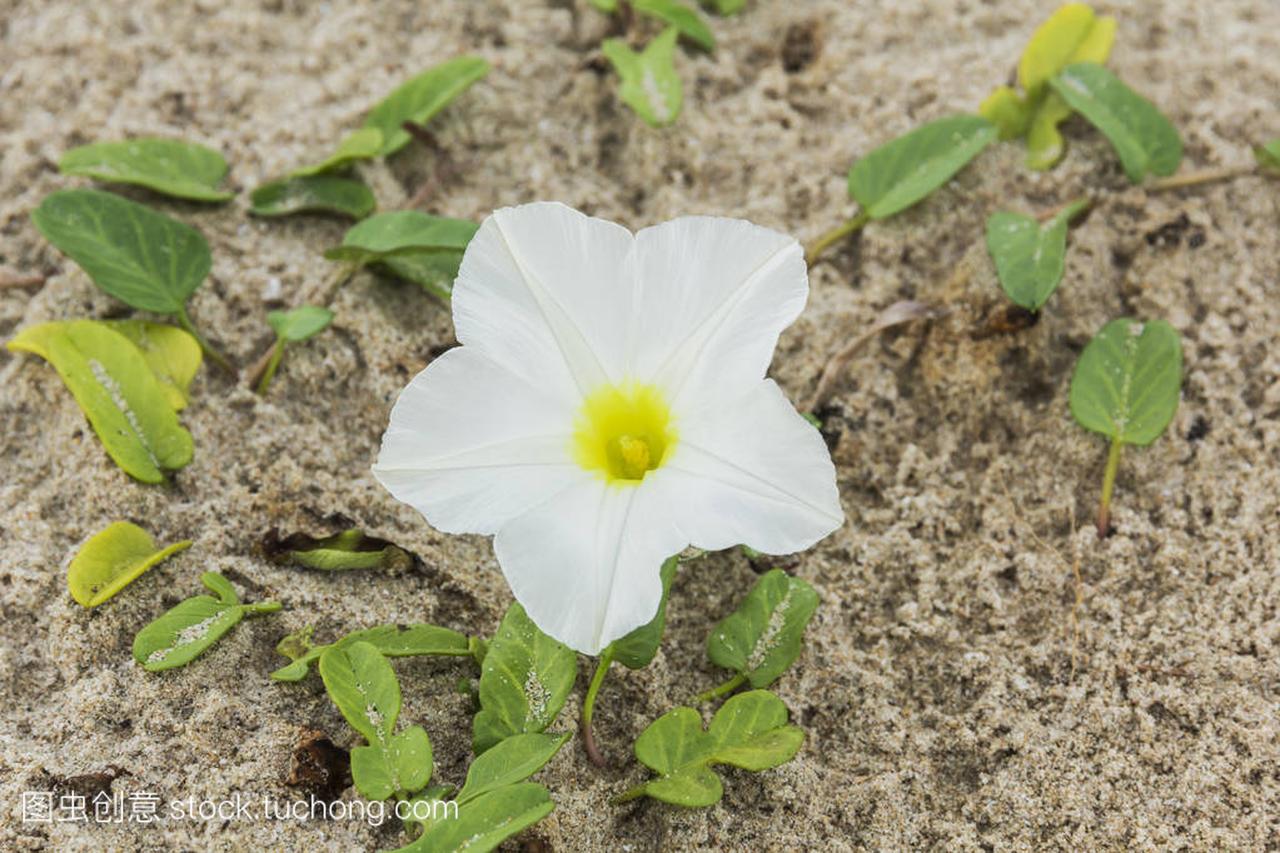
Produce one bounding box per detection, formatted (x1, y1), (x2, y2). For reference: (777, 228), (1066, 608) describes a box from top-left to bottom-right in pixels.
(373, 202), (842, 654)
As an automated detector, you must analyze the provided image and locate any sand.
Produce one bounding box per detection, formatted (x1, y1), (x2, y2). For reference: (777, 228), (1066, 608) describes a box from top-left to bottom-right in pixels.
(2, 0), (1278, 850)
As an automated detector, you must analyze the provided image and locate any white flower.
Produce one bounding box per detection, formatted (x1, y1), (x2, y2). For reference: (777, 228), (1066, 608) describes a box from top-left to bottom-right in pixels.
(373, 203), (842, 654)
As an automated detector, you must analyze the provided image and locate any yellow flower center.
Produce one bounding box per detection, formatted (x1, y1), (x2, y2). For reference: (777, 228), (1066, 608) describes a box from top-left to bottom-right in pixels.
(573, 382), (676, 484)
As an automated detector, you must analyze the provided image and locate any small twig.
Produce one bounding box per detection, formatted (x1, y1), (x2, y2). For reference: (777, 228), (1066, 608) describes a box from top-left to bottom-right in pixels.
(0, 271), (46, 290)
(803, 300), (944, 413)
(1147, 165), (1257, 193)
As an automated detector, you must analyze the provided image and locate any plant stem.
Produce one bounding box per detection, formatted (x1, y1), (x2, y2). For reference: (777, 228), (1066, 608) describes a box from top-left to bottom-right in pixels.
(693, 673), (746, 704)
(611, 784), (648, 806)
(1096, 437), (1123, 539)
(1147, 165), (1256, 192)
(804, 211), (870, 267)
(580, 646), (615, 768)
(244, 600), (283, 614)
(254, 340), (286, 396)
(176, 305), (235, 375)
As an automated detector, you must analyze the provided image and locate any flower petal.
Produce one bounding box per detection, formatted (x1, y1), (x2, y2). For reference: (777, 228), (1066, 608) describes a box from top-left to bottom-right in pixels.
(372, 347), (588, 535)
(660, 379), (843, 553)
(631, 216), (807, 409)
(452, 202), (636, 401)
(494, 479), (686, 654)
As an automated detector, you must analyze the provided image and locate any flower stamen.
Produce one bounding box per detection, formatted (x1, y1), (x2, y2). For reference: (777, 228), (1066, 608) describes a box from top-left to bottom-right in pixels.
(573, 382), (675, 484)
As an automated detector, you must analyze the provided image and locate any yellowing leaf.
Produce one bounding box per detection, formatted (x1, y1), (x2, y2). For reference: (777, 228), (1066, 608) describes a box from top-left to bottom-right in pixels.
(1018, 3), (1115, 95)
(983, 3), (1117, 171)
(68, 521), (191, 607)
(105, 320), (202, 411)
(7, 320), (193, 483)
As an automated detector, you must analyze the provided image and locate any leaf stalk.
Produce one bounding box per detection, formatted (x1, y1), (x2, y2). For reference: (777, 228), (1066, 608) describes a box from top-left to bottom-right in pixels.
(580, 645), (615, 767)
(693, 672), (746, 704)
(255, 340), (286, 396)
(804, 211), (870, 267)
(176, 305), (235, 375)
(1096, 437), (1122, 538)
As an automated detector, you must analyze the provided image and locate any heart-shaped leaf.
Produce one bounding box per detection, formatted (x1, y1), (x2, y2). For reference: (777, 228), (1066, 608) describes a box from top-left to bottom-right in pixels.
(59, 138), (233, 202)
(271, 622), (472, 682)
(1070, 318), (1182, 446)
(363, 56), (491, 156)
(632, 0), (715, 51)
(626, 690), (804, 806)
(105, 320), (202, 411)
(7, 320), (193, 483)
(473, 603), (577, 754)
(608, 556), (679, 669)
(319, 640), (400, 746)
(847, 115), (996, 220)
(67, 521), (191, 607)
(985, 199), (1088, 312)
(603, 27), (683, 128)
(707, 569), (819, 689)
(325, 211), (478, 265)
(456, 732), (569, 804)
(132, 572), (280, 671)
(292, 127), (385, 177)
(1049, 63), (1182, 183)
(249, 175), (375, 219)
(268, 305), (333, 344)
(390, 783), (554, 853)
(32, 189), (211, 315)
(352, 724), (434, 801)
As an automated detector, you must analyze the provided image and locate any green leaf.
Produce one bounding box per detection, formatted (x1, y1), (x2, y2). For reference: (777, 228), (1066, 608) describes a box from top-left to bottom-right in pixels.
(629, 690), (804, 806)
(457, 733), (569, 805)
(268, 305), (334, 344)
(1024, 91), (1075, 171)
(1256, 139), (1280, 173)
(318, 640), (400, 746)
(31, 189), (211, 315)
(105, 320), (202, 411)
(7, 320), (193, 483)
(589, 0), (618, 10)
(1018, 2), (1116, 95)
(363, 56), (491, 156)
(847, 115), (996, 219)
(1069, 318), (1182, 446)
(985, 199), (1088, 312)
(249, 175), (375, 219)
(702, 0), (745, 14)
(603, 27), (683, 128)
(399, 786), (457, 838)
(292, 127), (385, 177)
(1049, 63), (1182, 183)
(380, 251), (465, 302)
(473, 603), (577, 754)
(707, 569), (820, 689)
(67, 521), (191, 607)
(632, 0), (715, 51)
(132, 572), (280, 671)
(325, 211), (478, 265)
(609, 556), (678, 669)
(270, 623), (471, 682)
(391, 784), (554, 853)
(262, 527), (416, 572)
(58, 138), (233, 202)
